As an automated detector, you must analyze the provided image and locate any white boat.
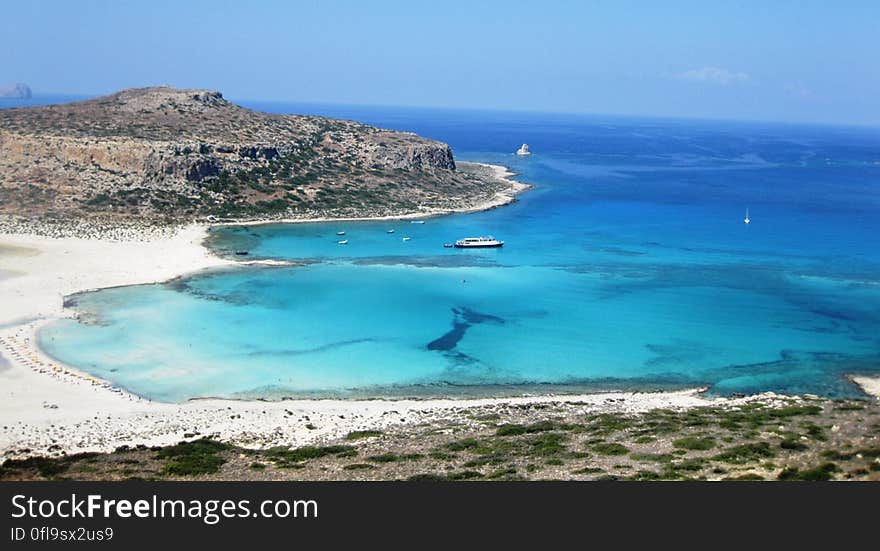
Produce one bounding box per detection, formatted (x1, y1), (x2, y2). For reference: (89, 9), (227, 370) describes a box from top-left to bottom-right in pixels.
(337, 239), (349, 245)
(515, 143), (531, 156)
(454, 236), (504, 248)
(402, 236), (411, 241)
(411, 220), (426, 224)
(336, 231), (346, 236)
(744, 208), (750, 225)
(387, 229), (395, 234)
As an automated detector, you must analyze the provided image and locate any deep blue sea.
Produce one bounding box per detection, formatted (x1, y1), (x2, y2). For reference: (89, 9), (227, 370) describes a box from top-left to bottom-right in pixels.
(26, 98), (880, 402)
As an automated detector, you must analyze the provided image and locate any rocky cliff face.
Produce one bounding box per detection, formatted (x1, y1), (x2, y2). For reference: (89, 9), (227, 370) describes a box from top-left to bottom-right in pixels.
(0, 87), (500, 224)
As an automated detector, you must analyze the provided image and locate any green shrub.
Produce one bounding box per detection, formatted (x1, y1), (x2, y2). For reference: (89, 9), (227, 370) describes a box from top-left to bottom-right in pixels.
(486, 467), (518, 479)
(591, 442), (630, 456)
(407, 474), (446, 481)
(345, 430), (383, 440)
(265, 445), (355, 465)
(495, 420), (574, 436)
(367, 453), (423, 463)
(0, 453), (100, 479)
(777, 462), (840, 481)
(343, 463), (376, 470)
(672, 436), (716, 451)
(528, 433), (569, 456)
(157, 438), (229, 476)
(713, 442), (775, 464)
(163, 454), (225, 476)
(780, 439), (808, 451)
(444, 438), (481, 451)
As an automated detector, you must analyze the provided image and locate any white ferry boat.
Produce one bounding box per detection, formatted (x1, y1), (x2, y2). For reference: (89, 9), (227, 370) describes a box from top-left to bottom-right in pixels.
(454, 236), (504, 248)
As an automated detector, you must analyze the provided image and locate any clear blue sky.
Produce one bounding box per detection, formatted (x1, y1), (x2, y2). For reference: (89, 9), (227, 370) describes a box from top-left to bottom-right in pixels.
(3, 0), (879, 125)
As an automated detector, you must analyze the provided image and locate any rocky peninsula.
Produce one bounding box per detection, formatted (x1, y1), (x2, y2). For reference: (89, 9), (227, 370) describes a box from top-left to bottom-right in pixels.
(0, 87), (519, 231)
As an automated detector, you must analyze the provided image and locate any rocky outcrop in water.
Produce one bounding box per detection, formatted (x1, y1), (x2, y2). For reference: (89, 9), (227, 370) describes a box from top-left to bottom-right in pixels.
(0, 83), (31, 99)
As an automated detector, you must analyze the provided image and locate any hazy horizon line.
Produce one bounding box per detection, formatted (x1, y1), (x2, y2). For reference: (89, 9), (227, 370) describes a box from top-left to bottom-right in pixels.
(6, 89), (880, 132)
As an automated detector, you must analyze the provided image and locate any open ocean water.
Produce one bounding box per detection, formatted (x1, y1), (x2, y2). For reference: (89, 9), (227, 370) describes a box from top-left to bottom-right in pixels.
(31, 100), (880, 402)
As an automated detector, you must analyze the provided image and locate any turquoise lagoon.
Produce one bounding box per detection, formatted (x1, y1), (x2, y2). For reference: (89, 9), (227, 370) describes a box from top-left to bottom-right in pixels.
(38, 106), (880, 402)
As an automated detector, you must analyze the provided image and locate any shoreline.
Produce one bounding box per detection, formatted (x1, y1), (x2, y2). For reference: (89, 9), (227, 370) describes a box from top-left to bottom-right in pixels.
(0, 161), (525, 326)
(0, 161), (538, 460)
(208, 162), (532, 228)
(1, 160), (877, 462)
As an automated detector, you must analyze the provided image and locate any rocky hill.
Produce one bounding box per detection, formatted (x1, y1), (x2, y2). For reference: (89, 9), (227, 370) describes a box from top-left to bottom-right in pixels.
(0, 87), (509, 225)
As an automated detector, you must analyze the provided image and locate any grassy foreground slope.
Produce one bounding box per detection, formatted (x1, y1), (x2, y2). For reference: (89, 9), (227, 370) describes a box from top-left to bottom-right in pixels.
(3, 397), (878, 481)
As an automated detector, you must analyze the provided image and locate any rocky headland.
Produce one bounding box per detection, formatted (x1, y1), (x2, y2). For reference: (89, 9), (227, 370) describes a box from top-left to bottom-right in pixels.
(0, 87), (518, 230)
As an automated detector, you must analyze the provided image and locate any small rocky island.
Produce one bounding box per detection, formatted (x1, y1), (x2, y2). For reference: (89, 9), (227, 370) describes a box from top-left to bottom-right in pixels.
(0, 83), (31, 99)
(0, 87), (512, 227)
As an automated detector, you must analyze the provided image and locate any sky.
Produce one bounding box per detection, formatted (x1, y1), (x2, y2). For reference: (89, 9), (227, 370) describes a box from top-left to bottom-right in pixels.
(2, 0), (879, 125)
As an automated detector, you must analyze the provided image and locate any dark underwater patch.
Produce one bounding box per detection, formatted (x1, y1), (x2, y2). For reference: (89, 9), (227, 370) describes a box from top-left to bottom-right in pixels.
(241, 338), (376, 357)
(427, 321), (468, 352)
(570, 260), (879, 332)
(644, 340), (719, 369)
(597, 246), (647, 257)
(426, 307), (506, 353)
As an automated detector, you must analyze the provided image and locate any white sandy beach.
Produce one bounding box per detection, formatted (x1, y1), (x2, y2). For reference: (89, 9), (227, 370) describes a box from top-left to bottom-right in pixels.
(0, 163), (875, 461)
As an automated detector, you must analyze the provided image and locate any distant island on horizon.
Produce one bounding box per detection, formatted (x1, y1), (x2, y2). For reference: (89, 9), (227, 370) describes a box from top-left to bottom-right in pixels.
(0, 82), (31, 99)
(0, 86), (522, 231)
(9, 88), (879, 131)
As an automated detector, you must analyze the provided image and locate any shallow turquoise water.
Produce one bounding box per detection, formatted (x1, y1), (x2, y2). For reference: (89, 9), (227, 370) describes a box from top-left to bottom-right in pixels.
(38, 107), (880, 401)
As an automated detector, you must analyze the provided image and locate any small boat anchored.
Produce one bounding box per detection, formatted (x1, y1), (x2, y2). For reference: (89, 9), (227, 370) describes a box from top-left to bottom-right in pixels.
(337, 239), (349, 245)
(402, 236), (412, 241)
(411, 220), (426, 224)
(744, 208), (750, 225)
(516, 143), (532, 156)
(454, 236), (504, 248)
(387, 229), (395, 234)
(336, 231), (346, 236)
